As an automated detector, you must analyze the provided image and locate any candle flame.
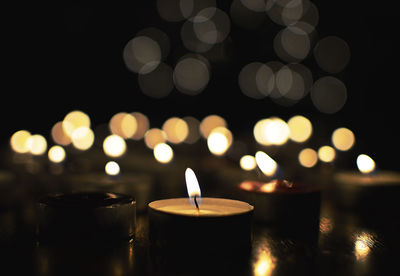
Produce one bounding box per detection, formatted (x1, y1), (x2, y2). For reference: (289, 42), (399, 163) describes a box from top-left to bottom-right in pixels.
(255, 151), (278, 177)
(356, 154), (375, 174)
(185, 168), (201, 207)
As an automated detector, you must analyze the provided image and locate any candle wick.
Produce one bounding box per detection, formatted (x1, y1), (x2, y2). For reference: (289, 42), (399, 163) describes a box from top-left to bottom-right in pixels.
(193, 195), (200, 211)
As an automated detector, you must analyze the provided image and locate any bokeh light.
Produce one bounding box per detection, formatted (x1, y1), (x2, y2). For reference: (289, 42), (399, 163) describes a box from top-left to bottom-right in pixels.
(48, 145), (66, 163)
(10, 130), (31, 153)
(207, 127), (233, 156)
(318, 145), (336, 163)
(173, 55), (210, 95)
(123, 36), (161, 74)
(192, 8), (230, 45)
(138, 62), (174, 98)
(331, 127), (355, 151)
(109, 112), (138, 139)
(314, 36), (350, 74)
(273, 25), (311, 62)
(311, 76), (347, 114)
(71, 127), (95, 151)
(354, 232), (375, 261)
(26, 134), (47, 155)
(103, 134), (127, 158)
(256, 61), (284, 99)
(144, 128), (167, 149)
(287, 115), (312, 143)
(137, 27), (170, 61)
(253, 117), (290, 146)
(199, 114), (227, 139)
(130, 112), (150, 140)
(255, 151), (278, 177)
(51, 121), (71, 146)
(105, 161), (120, 176)
(183, 116), (201, 144)
(62, 110), (91, 139)
(357, 154), (375, 174)
(239, 62), (268, 99)
(298, 148), (318, 168)
(153, 143), (174, 163)
(162, 117), (189, 144)
(240, 155), (257, 171)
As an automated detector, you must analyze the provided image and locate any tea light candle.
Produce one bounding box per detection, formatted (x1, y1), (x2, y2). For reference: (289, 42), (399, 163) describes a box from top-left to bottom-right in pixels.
(148, 168), (253, 273)
(36, 192), (136, 242)
(333, 154), (400, 218)
(238, 179), (321, 226)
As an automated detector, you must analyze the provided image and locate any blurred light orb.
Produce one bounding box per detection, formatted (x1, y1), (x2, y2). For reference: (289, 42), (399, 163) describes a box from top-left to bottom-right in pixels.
(144, 128), (167, 149)
(240, 155), (257, 171)
(287, 115), (312, 143)
(193, 8), (230, 45)
(137, 27), (171, 61)
(105, 161), (120, 176)
(123, 36), (161, 74)
(162, 117), (189, 144)
(311, 76), (347, 114)
(109, 112), (138, 139)
(51, 121), (71, 146)
(10, 130), (31, 153)
(173, 56), (210, 95)
(26, 134), (47, 155)
(332, 127), (355, 151)
(207, 127), (233, 156)
(200, 114), (227, 138)
(181, 19), (214, 53)
(253, 117), (290, 146)
(314, 36), (350, 74)
(130, 112), (150, 140)
(63, 110), (91, 138)
(103, 134), (127, 158)
(255, 151), (277, 177)
(276, 63), (313, 101)
(71, 127), (94, 151)
(183, 116), (201, 144)
(274, 25), (311, 62)
(258, 61), (284, 99)
(154, 143), (174, 163)
(318, 146), (336, 163)
(239, 62), (268, 99)
(357, 154), (375, 174)
(48, 145), (66, 163)
(138, 62), (174, 98)
(298, 148), (318, 168)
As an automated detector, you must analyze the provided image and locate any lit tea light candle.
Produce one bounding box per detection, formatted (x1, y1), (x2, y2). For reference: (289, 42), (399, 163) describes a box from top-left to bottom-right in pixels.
(148, 168), (253, 272)
(333, 154), (400, 218)
(238, 179), (321, 225)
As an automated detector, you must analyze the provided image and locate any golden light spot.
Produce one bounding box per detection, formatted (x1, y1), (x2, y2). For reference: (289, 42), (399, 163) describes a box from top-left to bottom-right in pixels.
(332, 127), (355, 151)
(10, 130), (31, 153)
(354, 232), (375, 261)
(207, 127), (233, 156)
(51, 121), (71, 146)
(319, 217), (333, 234)
(103, 134), (127, 157)
(199, 115), (227, 139)
(240, 155), (257, 171)
(255, 151), (277, 177)
(298, 148), (318, 168)
(130, 112), (150, 140)
(62, 110), (91, 138)
(162, 117), (189, 144)
(287, 115), (312, 143)
(105, 161), (120, 176)
(144, 128), (167, 149)
(253, 117), (290, 146)
(259, 182), (277, 193)
(48, 145), (66, 163)
(318, 146), (336, 163)
(109, 112), (138, 139)
(253, 243), (276, 276)
(357, 154), (375, 174)
(239, 181), (255, 191)
(26, 134), (47, 155)
(71, 127), (94, 151)
(153, 143), (174, 163)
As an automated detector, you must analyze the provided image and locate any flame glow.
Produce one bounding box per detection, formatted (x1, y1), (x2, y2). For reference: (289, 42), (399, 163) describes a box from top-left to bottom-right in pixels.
(240, 155), (257, 171)
(255, 151), (278, 177)
(48, 145), (66, 163)
(207, 127), (232, 156)
(103, 134), (127, 158)
(185, 168), (201, 207)
(357, 154), (375, 174)
(354, 232), (375, 261)
(253, 240), (276, 276)
(253, 117), (290, 146)
(153, 143), (174, 163)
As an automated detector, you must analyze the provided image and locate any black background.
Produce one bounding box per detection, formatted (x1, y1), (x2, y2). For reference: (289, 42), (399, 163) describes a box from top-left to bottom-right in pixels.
(2, 1), (399, 170)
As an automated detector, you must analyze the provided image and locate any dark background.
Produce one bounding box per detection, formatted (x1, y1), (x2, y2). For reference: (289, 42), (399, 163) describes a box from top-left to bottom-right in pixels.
(2, 1), (399, 169)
